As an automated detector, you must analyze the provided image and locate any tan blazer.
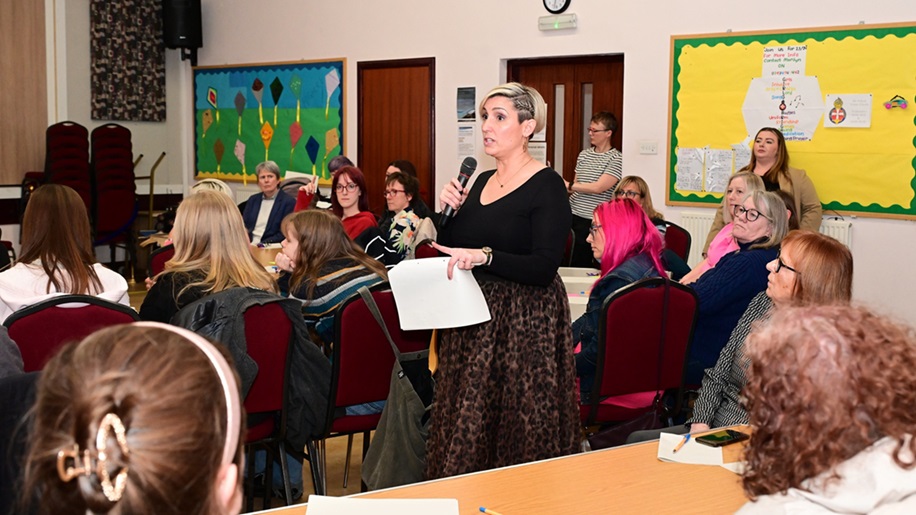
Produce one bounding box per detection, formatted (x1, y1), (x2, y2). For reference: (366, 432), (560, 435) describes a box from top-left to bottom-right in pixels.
(702, 166), (822, 253)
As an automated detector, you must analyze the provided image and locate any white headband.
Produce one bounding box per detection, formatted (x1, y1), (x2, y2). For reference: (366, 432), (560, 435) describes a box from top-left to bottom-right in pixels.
(133, 322), (242, 466)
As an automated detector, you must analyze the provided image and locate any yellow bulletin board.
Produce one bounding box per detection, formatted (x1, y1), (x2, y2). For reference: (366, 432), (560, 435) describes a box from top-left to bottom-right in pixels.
(667, 23), (916, 219)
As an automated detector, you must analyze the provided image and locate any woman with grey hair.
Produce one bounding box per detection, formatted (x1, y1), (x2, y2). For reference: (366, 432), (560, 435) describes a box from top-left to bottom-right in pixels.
(429, 83), (579, 478)
(685, 190), (788, 384)
(241, 160), (296, 244)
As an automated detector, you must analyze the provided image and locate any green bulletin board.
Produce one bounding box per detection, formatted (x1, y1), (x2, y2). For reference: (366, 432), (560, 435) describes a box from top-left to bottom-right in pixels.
(667, 23), (916, 219)
(193, 59), (345, 184)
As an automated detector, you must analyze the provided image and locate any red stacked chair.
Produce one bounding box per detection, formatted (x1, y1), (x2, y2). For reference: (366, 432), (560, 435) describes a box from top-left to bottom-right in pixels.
(90, 124), (138, 276)
(44, 122), (92, 215)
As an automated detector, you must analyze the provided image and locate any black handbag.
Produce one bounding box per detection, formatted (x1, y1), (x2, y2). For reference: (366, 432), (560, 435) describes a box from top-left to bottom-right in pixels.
(358, 287), (435, 490)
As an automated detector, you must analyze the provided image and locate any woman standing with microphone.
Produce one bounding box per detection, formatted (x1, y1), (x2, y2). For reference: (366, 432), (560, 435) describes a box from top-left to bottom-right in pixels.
(429, 83), (580, 479)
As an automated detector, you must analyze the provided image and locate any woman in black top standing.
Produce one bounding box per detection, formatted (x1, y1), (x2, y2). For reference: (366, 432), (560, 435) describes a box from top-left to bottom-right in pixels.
(429, 83), (579, 479)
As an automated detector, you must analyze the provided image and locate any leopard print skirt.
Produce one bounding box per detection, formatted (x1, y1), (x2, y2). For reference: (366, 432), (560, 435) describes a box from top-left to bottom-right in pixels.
(425, 274), (581, 480)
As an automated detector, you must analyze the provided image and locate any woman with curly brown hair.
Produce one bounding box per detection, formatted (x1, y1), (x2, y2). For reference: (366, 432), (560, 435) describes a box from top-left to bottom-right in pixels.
(738, 305), (916, 513)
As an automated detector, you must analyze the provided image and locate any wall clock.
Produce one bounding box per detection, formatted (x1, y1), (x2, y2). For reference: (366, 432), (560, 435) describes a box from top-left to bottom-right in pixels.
(543, 0), (571, 14)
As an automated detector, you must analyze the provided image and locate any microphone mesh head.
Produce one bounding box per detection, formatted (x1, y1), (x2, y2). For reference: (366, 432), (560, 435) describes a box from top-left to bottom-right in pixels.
(460, 156), (477, 177)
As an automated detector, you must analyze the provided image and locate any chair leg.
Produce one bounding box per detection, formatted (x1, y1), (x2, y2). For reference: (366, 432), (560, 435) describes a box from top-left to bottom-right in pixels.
(304, 440), (324, 496)
(342, 434), (354, 488)
(278, 441), (292, 506)
(360, 431), (371, 493)
(263, 445), (274, 509)
(245, 446), (256, 513)
(319, 439), (328, 495)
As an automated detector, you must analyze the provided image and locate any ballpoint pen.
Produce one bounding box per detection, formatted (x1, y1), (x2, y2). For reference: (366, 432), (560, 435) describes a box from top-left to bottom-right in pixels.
(673, 433), (691, 453)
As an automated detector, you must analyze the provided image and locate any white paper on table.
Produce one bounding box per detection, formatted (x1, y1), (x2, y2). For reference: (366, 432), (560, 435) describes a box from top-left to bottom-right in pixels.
(657, 432), (724, 465)
(387, 257), (491, 330)
(306, 495), (459, 515)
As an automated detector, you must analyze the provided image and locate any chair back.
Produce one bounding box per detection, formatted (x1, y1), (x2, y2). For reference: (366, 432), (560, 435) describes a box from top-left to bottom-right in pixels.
(45, 121), (92, 213)
(5, 295), (140, 372)
(91, 124), (137, 243)
(585, 278), (698, 424)
(413, 242), (439, 259)
(243, 303), (293, 417)
(663, 221), (691, 263)
(325, 285), (431, 434)
(148, 243), (175, 278)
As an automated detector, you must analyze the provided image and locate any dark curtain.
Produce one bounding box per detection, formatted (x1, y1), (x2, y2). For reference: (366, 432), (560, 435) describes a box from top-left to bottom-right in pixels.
(90, 0), (166, 121)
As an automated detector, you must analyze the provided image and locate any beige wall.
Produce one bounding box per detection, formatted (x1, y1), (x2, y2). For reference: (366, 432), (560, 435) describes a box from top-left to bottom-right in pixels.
(54, 0), (916, 317)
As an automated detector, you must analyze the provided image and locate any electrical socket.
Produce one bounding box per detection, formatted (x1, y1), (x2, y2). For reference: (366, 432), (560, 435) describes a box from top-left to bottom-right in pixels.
(638, 141), (658, 155)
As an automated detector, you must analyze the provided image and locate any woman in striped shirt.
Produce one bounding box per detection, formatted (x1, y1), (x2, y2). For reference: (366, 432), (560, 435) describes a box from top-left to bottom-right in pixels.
(565, 112), (623, 268)
(276, 209), (387, 349)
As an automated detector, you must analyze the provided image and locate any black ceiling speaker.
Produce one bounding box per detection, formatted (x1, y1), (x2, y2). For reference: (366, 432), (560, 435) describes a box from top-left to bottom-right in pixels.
(163, 0), (202, 50)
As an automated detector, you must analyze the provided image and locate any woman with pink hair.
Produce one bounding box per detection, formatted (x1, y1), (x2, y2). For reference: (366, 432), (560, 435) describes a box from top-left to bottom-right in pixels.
(573, 198), (665, 399)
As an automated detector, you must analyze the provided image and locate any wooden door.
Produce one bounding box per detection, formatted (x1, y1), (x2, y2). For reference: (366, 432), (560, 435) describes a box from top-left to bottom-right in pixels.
(509, 55), (624, 183)
(357, 58), (435, 215)
(0, 0), (47, 184)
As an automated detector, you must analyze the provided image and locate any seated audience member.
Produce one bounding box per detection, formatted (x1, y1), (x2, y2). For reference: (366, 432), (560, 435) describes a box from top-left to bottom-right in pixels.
(277, 210), (387, 350)
(627, 231), (853, 442)
(383, 159), (437, 223)
(190, 178), (234, 198)
(21, 322), (244, 515)
(140, 191), (277, 323)
(329, 166), (378, 239)
(681, 172), (764, 285)
(686, 191), (787, 384)
(363, 172), (423, 266)
(614, 175), (689, 279)
(294, 154), (353, 211)
(0, 326), (23, 379)
(0, 184), (128, 324)
(573, 199), (664, 400)
(737, 305), (916, 514)
(242, 161), (296, 244)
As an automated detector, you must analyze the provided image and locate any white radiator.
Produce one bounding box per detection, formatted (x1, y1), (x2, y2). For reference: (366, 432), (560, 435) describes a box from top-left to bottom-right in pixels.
(678, 212), (853, 268)
(679, 212), (716, 268)
(819, 219), (852, 247)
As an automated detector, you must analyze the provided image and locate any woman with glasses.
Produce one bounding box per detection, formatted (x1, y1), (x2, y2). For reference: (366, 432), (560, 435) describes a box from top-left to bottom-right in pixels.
(681, 172), (764, 285)
(429, 83), (579, 479)
(702, 127), (821, 254)
(685, 190), (787, 384)
(362, 172), (422, 266)
(573, 198), (664, 399)
(565, 111), (623, 267)
(330, 165), (378, 239)
(626, 230), (852, 444)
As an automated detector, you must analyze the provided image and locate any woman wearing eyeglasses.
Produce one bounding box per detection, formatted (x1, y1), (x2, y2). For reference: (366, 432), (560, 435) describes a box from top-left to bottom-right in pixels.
(681, 172), (764, 285)
(362, 171), (422, 266)
(626, 230), (853, 443)
(330, 165), (378, 239)
(573, 198), (664, 399)
(685, 190), (787, 384)
(702, 127), (822, 255)
(565, 112), (623, 267)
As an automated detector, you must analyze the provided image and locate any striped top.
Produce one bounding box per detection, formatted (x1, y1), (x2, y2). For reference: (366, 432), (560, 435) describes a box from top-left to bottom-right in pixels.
(289, 256), (385, 347)
(569, 147), (623, 219)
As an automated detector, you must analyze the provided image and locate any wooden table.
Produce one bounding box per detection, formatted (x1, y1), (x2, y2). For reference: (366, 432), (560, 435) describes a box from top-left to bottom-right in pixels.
(255, 440), (748, 515)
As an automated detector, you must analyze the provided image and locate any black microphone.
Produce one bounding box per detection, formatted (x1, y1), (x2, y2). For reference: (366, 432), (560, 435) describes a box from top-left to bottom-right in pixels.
(439, 156), (477, 227)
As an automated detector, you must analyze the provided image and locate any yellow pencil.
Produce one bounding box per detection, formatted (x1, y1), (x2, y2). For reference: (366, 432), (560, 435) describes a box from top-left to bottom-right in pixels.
(480, 507), (504, 515)
(672, 433), (691, 453)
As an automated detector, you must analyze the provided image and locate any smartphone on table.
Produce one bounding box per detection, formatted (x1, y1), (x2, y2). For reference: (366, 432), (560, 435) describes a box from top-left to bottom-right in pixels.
(695, 429), (750, 447)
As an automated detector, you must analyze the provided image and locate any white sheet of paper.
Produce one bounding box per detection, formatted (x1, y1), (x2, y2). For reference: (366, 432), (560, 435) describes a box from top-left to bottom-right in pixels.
(657, 432), (724, 465)
(388, 257), (491, 330)
(306, 495), (459, 515)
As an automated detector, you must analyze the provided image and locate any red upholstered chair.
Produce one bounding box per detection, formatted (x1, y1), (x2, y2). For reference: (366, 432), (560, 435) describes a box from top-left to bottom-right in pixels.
(147, 243), (174, 278)
(242, 302), (296, 510)
(91, 124), (138, 279)
(662, 221), (692, 263)
(580, 278), (699, 428)
(413, 242), (439, 259)
(4, 295), (140, 372)
(307, 285), (431, 495)
(44, 121), (92, 214)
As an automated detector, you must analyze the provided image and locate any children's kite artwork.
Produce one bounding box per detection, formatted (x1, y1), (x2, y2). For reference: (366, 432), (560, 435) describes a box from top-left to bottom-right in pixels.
(193, 59), (345, 183)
